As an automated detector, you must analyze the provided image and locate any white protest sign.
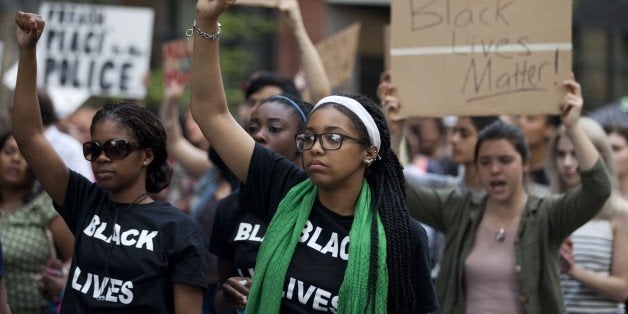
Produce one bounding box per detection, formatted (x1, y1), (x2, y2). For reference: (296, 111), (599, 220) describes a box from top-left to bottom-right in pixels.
(38, 2), (154, 100)
(391, 0), (572, 117)
(3, 62), (91, 119)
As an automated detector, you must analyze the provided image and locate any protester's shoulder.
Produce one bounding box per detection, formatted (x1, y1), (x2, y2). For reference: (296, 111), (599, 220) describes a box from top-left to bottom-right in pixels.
(32, 191), (59, 218)
(216, 190), (245, 221)
(252, 142), (280, 162)
(217, 190), (240, 209)
(144, 201), (196, 224)
(611, 197), (628, 227)
(408, 217), (429, 245)
(29, 190), (54, 206)
(252, 142), (305, 178)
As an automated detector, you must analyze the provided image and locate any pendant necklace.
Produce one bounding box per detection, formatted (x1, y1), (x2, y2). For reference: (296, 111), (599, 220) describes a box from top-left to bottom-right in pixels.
(494, 212), (521, 242)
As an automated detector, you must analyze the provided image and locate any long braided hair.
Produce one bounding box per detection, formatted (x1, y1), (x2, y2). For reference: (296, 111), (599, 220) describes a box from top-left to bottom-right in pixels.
(317, 94), (417, 312)
(90, 102), (172, 193)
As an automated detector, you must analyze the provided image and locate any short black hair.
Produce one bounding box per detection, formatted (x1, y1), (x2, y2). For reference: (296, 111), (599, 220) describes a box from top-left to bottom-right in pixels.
(242, 71), (301, 101)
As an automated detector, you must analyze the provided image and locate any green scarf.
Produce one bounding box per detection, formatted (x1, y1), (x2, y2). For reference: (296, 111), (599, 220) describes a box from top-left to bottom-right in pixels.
(245, 179), (388, 313)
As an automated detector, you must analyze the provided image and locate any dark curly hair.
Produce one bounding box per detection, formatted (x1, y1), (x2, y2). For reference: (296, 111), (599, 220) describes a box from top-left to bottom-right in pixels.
(90, 102), (172, 193)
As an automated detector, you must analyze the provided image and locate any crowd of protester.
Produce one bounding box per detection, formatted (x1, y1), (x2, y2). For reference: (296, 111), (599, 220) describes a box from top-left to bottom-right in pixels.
(0, 0), (627, 313)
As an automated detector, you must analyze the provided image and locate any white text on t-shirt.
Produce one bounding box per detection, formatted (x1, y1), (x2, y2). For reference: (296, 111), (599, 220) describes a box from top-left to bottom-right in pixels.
(71, 266), (134, 304)
(234, 223), (264, 242)
(299, 220), (350, 261)
(83, 214), (158, 251)
(283, 277), (339, 312)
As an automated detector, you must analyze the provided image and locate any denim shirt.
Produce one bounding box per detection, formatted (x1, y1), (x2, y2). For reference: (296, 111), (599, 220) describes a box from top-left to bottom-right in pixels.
(405, 159), (611, 314)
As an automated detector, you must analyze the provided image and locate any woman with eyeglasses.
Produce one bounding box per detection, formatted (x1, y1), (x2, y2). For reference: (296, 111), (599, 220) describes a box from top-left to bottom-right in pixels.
(12, 12), (209, 313)
(190, 1), (437, 312)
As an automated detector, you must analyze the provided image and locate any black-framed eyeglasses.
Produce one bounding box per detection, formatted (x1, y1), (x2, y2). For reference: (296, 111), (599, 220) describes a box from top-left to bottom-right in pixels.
(295, 132), (368, 151)
(83, 139), (141, 161)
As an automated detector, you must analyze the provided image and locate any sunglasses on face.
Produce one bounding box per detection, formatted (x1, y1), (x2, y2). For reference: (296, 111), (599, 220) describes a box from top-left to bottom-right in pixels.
(83, 139), (141, 161)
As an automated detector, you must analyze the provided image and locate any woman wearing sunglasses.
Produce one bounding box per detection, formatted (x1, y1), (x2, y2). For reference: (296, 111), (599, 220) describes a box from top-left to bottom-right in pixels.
(12, 12), (209, 313)
(190, 1), (437, 312)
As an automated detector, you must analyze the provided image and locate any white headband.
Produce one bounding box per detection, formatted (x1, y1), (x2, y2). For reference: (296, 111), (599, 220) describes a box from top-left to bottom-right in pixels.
(314, 96), (381, 150)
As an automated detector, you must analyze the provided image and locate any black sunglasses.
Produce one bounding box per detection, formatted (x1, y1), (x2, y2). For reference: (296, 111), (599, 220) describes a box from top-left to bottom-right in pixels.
(83, 139), (141, 161)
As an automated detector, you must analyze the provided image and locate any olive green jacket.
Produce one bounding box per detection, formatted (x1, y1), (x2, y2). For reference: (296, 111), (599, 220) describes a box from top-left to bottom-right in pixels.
(405, 159), (611, 314)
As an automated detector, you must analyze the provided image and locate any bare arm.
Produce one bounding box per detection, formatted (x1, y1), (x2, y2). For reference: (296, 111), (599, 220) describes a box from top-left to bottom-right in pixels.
(49, 216), (74, 262)
(11, 12), (68, 206)
(161, 83), (212, 178)
(564, 210), (628, 302)
(279, 0), (330, 102)
(562, 78), (599, 170)
(174, 283), (203, 314)
(190, 0), (254, 183)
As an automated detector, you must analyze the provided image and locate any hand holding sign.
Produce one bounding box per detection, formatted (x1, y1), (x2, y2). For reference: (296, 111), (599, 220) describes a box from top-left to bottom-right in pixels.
(559, 75), (583, 128)
(15, 11), (45, 50)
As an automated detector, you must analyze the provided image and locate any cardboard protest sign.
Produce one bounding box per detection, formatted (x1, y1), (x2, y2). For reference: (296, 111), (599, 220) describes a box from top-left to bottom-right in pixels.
(162, 39), (194, 88)
(316, 22), (362, 89)
(391, 0), (572, 117)
(37, 2), (154, 100)
(234, 0), (279, 8)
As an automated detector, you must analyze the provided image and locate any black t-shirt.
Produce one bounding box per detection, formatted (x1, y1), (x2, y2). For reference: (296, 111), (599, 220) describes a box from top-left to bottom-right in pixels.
(56, 171), (209, 313)
(210, 191), (266, 279)
(239, 144), (438, 313)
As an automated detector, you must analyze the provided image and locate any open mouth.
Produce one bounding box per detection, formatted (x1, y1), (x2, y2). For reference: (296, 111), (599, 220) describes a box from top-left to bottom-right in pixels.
(489, 180), (506, 192)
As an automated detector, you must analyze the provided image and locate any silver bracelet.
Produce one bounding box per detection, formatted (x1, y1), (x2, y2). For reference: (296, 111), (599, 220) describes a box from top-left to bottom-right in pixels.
(186, 20), (222, 40)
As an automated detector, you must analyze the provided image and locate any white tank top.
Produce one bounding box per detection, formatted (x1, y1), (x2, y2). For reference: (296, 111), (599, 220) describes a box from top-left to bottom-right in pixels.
(561, 220), (624, 313)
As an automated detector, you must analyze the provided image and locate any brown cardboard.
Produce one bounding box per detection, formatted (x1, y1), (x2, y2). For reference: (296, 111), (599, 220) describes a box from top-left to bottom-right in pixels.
(315, 22), (362, 89)
(391, 0), (572, 117)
